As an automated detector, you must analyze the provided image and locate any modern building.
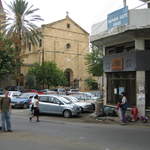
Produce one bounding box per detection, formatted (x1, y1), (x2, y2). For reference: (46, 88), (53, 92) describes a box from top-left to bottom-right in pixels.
(91, 4), (150, 116)
(21, 14), (90, 90)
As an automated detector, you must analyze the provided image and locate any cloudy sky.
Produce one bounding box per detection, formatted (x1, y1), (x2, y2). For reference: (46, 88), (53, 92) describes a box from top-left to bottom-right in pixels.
(2, 0), (147, 33)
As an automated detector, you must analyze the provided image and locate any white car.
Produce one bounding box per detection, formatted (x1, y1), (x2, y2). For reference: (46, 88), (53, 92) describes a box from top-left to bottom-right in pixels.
(8, 91), (21, 99)
(62, 95), (94, 112)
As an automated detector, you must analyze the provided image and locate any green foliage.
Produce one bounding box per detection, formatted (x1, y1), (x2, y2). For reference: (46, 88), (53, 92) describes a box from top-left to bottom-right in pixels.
(0, 34), (18, 78)
(28, 61), (67, 88)
(2, 0), (43, 48)
(85, 45), (103, 76)
(25, 73), (36, 89)
(84, 77), (98, 90)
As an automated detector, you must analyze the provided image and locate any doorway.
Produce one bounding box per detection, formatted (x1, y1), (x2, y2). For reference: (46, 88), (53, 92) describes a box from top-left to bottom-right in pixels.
(107, 72), (136, 106)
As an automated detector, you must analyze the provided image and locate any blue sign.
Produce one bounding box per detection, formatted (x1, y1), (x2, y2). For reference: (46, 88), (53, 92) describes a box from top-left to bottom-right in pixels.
(107, 6), (128, 30)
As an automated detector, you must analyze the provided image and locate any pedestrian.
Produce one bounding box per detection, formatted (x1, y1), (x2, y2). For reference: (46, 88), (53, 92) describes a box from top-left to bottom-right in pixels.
(0, 89), (12, 132)
(131, 106), (138, 121)
(116, 101), (122, 122)
(120, 92), (128, 123)
(29, 95), (40, 122)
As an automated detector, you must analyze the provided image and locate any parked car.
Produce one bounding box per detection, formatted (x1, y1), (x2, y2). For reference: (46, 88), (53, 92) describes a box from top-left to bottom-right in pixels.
(39, 89), (57, 94)
(70, 92), (100, 110)
(66, 89), (80, 95)
(49, 88), (66, 95)
(11, 92), (37, 109)
(23, 89), (44, 94)
(36, 95), (81, 118)
(6, 86), (24, 92)
(8, 91), (21, 99)
(62, 95), (94, 112)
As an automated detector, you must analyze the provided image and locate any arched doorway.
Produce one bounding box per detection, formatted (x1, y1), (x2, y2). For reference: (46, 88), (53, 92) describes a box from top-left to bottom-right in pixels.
(64, 68), (73, 87)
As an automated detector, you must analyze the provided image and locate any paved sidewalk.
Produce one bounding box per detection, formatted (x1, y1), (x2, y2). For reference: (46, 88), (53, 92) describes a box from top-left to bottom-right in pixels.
(83, 113), (150, 127)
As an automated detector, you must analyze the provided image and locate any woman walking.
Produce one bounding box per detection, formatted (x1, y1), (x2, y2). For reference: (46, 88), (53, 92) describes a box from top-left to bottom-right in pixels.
(29, 95), (40, 122)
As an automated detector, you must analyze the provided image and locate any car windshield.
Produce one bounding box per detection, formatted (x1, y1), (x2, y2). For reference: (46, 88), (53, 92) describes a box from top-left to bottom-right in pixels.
(60, 97), (72, 104)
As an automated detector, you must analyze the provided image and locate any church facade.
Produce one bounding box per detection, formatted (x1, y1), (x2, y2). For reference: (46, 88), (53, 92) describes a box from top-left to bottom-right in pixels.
(21, 15), (90, 90)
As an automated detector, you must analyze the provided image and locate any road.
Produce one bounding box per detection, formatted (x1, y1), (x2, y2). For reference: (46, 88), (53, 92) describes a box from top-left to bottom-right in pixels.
(0, 109), (150, 150)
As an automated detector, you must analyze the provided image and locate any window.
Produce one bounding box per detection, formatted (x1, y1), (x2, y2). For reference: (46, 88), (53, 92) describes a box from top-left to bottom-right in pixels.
(49, 97), (60, 104)
(39, 39), (42, 47)
(67, 23), (70, 28)
(66, 43), (71, 49)
(39, 96), (49, 103)
(145, 40), (150, 51)
(28, 43), (31, 51)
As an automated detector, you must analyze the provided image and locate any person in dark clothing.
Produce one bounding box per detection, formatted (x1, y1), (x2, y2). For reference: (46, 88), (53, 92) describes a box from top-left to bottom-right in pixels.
(0, 90), (12, 132)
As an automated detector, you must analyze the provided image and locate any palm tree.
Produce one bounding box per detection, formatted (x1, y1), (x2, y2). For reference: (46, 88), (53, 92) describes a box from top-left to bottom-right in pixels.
(1, 0), (43, 85)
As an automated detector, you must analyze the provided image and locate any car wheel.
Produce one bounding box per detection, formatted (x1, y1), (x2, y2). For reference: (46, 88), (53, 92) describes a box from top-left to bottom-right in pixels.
(23, 103), (28, 109)
(63, 110), (72, 118)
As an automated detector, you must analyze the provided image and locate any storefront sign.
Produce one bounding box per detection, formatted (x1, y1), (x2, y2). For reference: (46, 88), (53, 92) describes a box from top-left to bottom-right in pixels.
(112, 58), (123, 71)
(107, 6), (128, 30)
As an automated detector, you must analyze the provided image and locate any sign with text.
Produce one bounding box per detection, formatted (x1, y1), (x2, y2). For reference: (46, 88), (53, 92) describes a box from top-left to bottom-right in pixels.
(107, 6), (128, 30)
(112, 57), (123, 71)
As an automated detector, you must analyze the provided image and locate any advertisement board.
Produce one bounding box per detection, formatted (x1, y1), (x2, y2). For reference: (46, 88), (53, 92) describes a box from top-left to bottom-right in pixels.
(107, 6), (128, 30)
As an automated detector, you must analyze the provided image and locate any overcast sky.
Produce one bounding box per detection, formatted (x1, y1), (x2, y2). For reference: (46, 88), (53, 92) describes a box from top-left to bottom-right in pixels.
(3, 0), (147, 33)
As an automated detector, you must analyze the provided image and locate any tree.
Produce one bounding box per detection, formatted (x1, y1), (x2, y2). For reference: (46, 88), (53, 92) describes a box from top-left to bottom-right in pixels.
(85, 45), (103, 76)
(84, 77), (98, 90)
(0, 34), (18, 78)
(28, 61), (67, 89)
(1, 0), (43, 84)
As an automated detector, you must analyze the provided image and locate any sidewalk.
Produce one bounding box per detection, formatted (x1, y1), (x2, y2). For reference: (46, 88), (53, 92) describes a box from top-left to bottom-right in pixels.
(82, 113), (150, 127)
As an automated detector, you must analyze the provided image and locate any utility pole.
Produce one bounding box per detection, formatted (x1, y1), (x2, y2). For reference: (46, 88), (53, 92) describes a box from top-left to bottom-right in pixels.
(123, 0), (127, 7)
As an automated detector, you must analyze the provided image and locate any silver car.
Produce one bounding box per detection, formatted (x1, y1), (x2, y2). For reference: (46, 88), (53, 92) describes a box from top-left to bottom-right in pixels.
(62, 96), (94, 112)
(38, 95), (81, 118)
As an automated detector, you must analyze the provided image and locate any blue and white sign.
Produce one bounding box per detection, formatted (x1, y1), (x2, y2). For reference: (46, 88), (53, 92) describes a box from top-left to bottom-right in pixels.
(107, 6), (128, 30)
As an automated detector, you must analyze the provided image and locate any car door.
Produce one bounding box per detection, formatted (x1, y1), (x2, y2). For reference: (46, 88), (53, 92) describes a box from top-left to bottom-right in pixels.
(39, 96), (52, 113)
(48, 96), (62, 114)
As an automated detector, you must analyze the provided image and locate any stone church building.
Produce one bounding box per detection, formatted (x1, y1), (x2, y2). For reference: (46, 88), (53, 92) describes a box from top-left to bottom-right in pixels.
(0, 0), (90, 90)
(21, 14), (90, 90)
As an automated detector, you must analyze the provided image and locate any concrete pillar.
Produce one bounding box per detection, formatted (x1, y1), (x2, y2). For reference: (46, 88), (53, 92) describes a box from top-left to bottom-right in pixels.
(135, 39), (145, 116)
(136, 71), (145, 117)
(103, 73), (107, 105)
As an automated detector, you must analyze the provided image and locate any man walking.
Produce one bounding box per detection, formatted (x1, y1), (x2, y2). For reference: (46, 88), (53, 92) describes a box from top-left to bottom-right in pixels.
(0, 89), (12, 132)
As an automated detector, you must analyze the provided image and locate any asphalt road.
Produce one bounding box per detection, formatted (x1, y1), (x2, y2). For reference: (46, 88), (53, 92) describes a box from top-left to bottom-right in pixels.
(0, 109), (150, 150)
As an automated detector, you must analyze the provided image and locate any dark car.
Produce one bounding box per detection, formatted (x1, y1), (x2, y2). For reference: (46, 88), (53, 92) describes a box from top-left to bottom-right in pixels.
(11, 93), (36, 109)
